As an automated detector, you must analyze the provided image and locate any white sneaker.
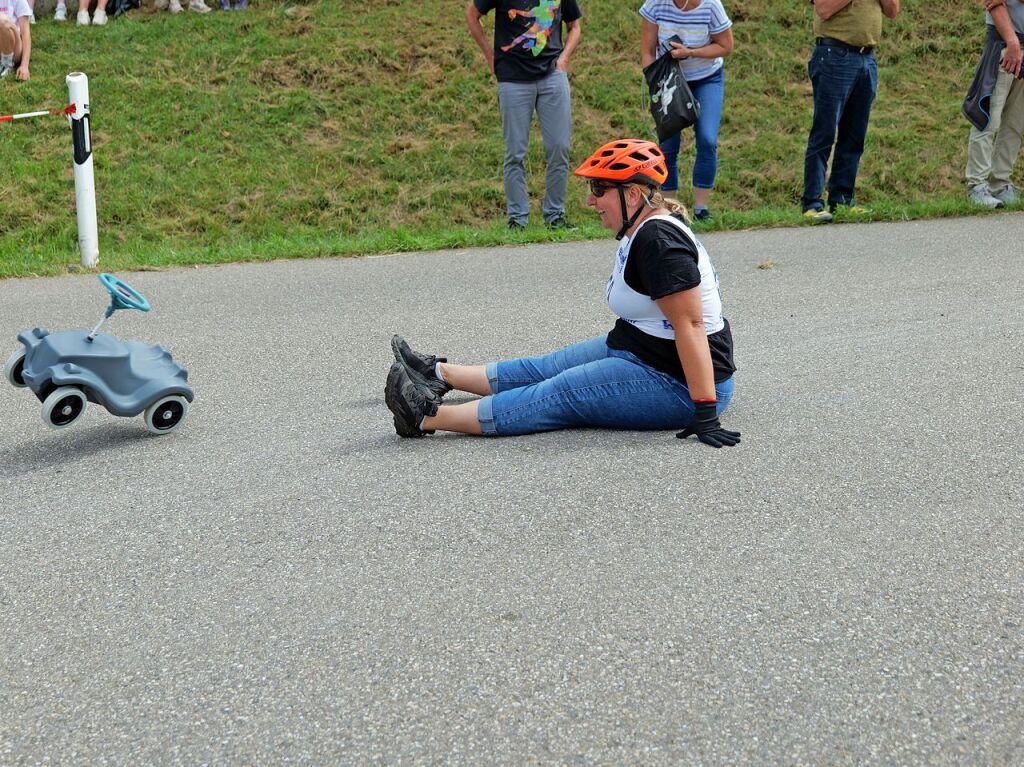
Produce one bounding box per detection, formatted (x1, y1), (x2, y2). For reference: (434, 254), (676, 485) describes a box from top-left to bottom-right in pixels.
(992, 184), (1020, 205)
(169, 0), (183, 12)
(76, 8), (90, 24)
(92, 8), (107, 24)
(968, 183), (1003, 209)
(0, 64), (13, 79)
(54, 4), (67, 20)
(188, 0), (212, 11)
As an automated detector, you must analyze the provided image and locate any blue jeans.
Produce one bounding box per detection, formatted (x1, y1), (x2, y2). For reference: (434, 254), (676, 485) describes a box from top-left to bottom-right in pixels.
(802, 42), (878, 211)
(660, 67), (726, 193)
(497, 70), (572, 226)
(476, 336), (735, 436)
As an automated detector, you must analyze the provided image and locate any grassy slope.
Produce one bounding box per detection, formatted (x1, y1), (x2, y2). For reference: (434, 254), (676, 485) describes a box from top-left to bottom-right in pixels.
(0, 0), (998, 278)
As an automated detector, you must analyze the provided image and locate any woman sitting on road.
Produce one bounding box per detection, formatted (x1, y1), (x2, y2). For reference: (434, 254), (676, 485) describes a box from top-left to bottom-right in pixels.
(385, 138), (740, 448)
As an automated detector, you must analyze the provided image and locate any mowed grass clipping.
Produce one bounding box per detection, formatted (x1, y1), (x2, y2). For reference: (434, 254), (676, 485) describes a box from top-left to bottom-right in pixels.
(0, 0), (1003, 277)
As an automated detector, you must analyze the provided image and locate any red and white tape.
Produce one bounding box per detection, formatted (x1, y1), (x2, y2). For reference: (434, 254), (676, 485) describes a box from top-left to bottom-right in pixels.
(0, 103), (76, 123)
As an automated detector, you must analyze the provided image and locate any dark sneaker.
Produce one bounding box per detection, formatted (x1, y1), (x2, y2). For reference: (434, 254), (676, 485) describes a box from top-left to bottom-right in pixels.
(693, 209), (711, 222)
(385, 362), (439, 438)
(507, 219), (526, 231)
(391, 335), (451, 398)
(545, 216), (576, 230)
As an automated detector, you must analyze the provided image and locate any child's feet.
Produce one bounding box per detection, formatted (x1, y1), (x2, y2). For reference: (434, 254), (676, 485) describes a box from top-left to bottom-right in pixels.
(92, 8), (107, 24)
(219, 0), (229, 8)
(233, 0), (248, 8)
(76, 9), (90, 24)
(53, 3), (67, 20)
(168, 0), (183, 13)
(188, 0), (212, 11)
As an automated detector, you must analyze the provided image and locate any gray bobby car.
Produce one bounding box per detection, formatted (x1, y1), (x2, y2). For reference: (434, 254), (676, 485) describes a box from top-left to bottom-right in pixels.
(13, 327), (194, 433)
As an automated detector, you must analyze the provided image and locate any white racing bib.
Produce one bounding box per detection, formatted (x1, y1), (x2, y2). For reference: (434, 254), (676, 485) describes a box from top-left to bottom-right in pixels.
(606, 214), (725, 339)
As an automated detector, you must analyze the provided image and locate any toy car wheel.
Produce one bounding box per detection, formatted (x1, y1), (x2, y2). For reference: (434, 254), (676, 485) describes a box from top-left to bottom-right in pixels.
(4, 348), (27, 388)
(144, 395), (189, 435)
(41, 386), (88, 430)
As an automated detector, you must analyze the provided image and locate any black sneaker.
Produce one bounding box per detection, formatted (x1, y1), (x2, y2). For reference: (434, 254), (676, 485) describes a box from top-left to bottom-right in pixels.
(693, 209), (711, 221)
(546, 216), (576, 230)
(391, 335), (452, 399)
(507, 219), (526, 231)
(384, 362), (439, 438)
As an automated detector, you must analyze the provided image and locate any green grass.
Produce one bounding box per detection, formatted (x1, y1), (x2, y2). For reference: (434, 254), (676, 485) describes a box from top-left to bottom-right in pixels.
(0, 0), (1009, 278)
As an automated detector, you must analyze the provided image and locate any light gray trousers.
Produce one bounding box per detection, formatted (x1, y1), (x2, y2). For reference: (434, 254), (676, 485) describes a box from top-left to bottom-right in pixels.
(966, 66), (1024, 190)
(497, 69), (572, 225)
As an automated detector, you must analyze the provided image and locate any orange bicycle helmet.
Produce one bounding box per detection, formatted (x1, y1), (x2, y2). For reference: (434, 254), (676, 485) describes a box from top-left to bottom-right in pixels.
(574, 139), (668, 187)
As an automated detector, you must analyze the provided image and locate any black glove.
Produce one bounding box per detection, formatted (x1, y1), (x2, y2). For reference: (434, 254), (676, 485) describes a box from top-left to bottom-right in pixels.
(676, 402), (741, 448)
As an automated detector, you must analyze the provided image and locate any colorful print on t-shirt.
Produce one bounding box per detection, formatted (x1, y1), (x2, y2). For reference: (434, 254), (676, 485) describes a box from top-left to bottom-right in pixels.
(501, 0), (560, 56)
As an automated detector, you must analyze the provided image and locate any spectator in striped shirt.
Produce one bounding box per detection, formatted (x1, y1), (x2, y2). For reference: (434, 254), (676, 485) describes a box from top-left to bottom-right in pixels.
(641, 0), (734, 221)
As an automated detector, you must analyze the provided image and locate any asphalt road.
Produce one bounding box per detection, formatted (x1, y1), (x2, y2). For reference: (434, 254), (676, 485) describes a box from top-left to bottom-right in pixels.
(1, 215), (1022, 765)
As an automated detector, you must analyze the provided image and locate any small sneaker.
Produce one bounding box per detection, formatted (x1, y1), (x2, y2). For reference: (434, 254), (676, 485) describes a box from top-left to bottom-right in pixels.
(545, 216), (576, 230)
(507, 219), (526, 231)
(53, 4), (67, 20)
(168, 0), (183, 12)
(968, 183), (1004, 209)
(385, 362), (440, 438)
(693, 209), (711, 221)
(92, 9), (107, 24)
(188, 0), (212, 12)
(233, 0), (248, 7)
(992, 184), (1019, 206)
(76, 9), (90, 24)
(0, 64), (13, 79)
(803, 208), (833, 223)
(391, 335), (452, 399)
(219, 0), (229, 8)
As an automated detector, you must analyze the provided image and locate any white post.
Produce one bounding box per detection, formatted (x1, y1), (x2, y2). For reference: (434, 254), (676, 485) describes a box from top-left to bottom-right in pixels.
(66, 72), (99, 269)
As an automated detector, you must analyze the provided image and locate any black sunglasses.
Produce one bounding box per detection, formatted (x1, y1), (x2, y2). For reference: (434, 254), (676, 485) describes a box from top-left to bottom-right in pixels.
(589, 181), (620, 198)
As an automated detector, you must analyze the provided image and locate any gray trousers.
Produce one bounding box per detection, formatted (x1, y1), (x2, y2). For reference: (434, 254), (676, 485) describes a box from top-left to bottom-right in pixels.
(497, 70), (572, 225)
(966, 66), (1024, 191)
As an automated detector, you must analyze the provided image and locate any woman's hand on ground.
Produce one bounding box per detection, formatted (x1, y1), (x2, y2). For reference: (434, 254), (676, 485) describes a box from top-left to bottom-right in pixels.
(676, 402), (741, 448)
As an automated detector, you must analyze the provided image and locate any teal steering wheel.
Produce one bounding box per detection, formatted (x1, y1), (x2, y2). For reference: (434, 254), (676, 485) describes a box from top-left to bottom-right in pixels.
(99, 273), (150, 316)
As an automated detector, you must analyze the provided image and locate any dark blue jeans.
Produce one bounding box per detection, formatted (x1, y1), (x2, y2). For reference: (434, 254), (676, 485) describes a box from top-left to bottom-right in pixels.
(801, 42), (878, 212)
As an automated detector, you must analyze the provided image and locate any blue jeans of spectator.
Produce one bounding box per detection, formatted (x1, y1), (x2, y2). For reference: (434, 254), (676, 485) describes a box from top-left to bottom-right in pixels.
(802, 43), (877, 211)
(497, 70), (572, 226)
(660, 67), (726, 193)
(477, 336), (735, 436)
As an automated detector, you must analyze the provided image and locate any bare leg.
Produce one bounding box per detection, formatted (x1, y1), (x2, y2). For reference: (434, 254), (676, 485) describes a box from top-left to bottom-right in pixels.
(0, 18), (17, 55)
(422, 401), (483, 435)
(438, 363), (491, 396)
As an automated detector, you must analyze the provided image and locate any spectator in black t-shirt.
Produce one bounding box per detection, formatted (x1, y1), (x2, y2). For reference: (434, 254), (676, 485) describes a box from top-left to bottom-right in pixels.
(466, 0), (582, 230)
(384, 139), (740, 447)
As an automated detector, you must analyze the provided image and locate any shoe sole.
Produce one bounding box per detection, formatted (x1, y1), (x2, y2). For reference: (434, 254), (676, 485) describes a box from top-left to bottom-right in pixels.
(384, 362), (424, 438)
